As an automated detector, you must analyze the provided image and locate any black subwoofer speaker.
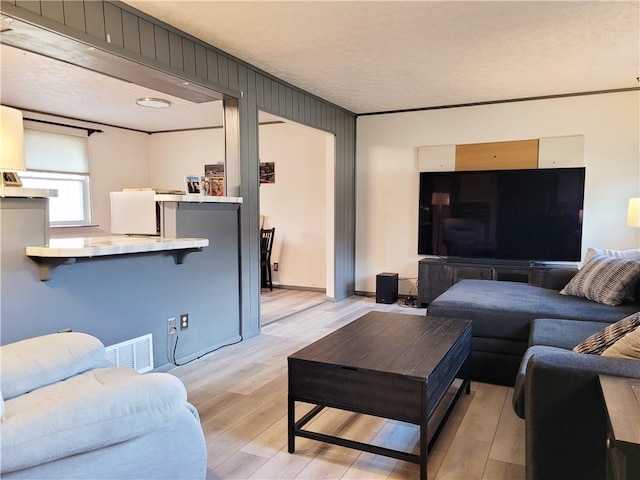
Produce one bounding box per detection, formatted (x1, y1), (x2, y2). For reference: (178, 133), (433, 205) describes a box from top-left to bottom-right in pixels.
(376, 272), (398, 304)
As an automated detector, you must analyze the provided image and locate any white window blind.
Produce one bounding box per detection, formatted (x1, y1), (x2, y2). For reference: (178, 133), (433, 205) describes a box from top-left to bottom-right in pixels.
(21, 121), (92, 226)
(23, 123), (89, 174)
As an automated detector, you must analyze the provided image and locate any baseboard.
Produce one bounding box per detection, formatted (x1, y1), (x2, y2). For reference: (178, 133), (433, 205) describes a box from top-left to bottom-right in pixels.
(274, 284), (326, 293)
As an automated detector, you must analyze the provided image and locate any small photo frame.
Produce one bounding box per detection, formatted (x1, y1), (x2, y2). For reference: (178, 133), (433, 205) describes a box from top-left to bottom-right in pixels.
(1, 171), (22, 186)
(186, 175), (201, 194)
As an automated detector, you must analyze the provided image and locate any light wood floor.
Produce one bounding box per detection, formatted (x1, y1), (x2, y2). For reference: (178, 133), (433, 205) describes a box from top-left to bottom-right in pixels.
(171, 290), (525, 480)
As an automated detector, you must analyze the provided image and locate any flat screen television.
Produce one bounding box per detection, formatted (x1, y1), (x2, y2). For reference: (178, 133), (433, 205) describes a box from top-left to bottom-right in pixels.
(418, 167), (585, 263)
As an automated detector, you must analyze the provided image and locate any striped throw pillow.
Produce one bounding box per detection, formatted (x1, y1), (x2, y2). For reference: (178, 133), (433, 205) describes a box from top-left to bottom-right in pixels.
(560, 254), (640, 306)
(573, 312), (640, 354)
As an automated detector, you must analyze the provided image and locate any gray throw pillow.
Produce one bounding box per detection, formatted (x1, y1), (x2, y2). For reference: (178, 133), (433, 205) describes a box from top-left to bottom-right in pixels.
(560, 254), (640, 306)
(573, 312), (640, 355)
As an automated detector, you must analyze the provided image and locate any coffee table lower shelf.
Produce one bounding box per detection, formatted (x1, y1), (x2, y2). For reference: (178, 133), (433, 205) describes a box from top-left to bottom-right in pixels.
(288, 375), (470, 472)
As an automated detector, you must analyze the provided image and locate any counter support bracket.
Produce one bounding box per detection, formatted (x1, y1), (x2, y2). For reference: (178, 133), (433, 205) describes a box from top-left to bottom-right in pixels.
(173, 248), (201, 265)
(30, 257), (77, 281)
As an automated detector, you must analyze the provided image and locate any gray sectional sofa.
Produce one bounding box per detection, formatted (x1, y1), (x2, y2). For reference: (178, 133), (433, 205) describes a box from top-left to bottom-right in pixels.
(427, 272), (639, 385)
(427, 248), (640, 480)
(511, 317), (640, 480)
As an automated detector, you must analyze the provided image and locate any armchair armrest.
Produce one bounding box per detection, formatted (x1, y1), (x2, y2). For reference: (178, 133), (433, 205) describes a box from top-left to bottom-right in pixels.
(525, 351), (640, 480)
(0, 332), (110, 400)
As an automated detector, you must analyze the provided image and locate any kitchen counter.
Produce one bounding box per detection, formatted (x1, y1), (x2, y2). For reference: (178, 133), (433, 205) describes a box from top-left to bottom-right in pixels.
(26, 235), (209, 281)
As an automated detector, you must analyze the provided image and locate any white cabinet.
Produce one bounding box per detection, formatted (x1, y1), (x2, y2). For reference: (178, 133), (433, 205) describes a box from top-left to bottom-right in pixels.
(538, 135), (584, 168)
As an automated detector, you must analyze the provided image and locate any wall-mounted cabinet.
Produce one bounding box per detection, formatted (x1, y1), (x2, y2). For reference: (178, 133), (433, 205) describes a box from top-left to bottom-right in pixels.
(538, 135), (584, 168)
(418, 145), (456, 172)
(418, 135), (584, 173)
(455, 139), (539, 171)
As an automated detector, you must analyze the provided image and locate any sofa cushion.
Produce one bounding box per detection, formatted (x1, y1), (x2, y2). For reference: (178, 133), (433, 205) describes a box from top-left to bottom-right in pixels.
(572, 312), (640, 355)
(560, 254), (640, 306)
(529, 318), (609, 349)
(0, 332), (110, 400)
(602, 325), (640, 359)
(427, 280), (637, 342)
(1, 367), (188, 473)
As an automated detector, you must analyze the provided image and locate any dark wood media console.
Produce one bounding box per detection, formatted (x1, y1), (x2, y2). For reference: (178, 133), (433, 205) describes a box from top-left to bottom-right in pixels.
(418, 257), (578, 306)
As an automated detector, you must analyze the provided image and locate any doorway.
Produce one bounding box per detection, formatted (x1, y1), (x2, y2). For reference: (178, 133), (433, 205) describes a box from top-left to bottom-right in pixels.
(258, 111), (336, 300)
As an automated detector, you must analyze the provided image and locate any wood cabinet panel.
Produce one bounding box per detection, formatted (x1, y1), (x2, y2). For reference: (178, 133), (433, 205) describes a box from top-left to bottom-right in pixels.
(418, 262), (452, 306)
(455, 139), (539, 171)
(453, 266), (492, 282)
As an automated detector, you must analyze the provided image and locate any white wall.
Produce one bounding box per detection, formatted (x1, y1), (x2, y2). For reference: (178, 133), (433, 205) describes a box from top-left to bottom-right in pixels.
(90, 128), (150, 231)
(149, 128), (225, 191)
(259, 121), (329, 290)
(356, 91), (640, 295)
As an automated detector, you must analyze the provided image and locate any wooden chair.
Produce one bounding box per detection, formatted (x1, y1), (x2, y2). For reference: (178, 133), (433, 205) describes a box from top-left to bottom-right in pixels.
(260, 228), (275, 291)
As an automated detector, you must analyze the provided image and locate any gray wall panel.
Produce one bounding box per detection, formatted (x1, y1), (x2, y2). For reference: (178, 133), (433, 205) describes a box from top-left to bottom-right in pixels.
(194, 43), (207, 79)
(206, 50), (219, 84)
(168, 31), (183, 69)
(238, 65), (261, 336)
(15, 1), (38, 14)
(217, 55), (229, 89)
(84, 1), (106, 39)
(62, 1), (85, 32)
(154, 25), (170, 65)
(255, 74), (265, 108)
(104, 2), (123, 47)
(285, 87), (294, 119)
(1, 0), (357, 348)
(138, 18), (155, 60)
(182, 37), (196, 76)
(228, 60), (239, 92)
(40, 1), (63, 24)
(122, 10), (140, 54)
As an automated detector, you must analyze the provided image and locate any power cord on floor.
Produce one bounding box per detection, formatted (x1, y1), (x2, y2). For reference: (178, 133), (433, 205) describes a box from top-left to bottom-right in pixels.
(166, 331), (243, 367)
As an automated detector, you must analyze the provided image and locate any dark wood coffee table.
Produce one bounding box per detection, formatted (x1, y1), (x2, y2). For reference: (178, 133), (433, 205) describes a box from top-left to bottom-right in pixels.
(288, 311), (471, 480)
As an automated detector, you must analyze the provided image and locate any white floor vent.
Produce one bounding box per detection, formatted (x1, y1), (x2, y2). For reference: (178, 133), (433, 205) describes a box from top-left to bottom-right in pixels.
(105, 334), (154, 373)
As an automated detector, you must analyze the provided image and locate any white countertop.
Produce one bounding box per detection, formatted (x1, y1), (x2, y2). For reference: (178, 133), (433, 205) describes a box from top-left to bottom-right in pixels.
(155, 194), (243, 203)
(0, 186), (58, 198)
(27, 235), (209, 258)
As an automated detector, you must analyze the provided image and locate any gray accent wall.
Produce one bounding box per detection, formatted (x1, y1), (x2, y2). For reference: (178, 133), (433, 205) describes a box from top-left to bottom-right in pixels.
(1, 1), (356, 342)
(1, 198), (241, 369)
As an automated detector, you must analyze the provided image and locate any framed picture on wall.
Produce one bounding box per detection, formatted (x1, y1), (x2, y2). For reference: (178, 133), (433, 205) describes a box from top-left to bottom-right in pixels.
(260, 162), (275, 184)
(1, 171), (22, 186)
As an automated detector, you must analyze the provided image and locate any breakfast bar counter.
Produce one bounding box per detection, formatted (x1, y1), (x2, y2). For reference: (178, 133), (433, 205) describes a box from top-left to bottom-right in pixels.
(26, 235), (209, 281)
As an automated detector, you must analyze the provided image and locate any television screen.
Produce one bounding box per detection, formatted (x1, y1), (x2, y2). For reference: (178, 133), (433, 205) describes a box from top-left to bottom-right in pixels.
(418, 167), (585, 263)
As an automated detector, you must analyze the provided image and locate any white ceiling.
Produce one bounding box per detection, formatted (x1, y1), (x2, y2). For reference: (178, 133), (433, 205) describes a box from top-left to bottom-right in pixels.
(1, 1), (638, 132)
(0, 44), (225, 132)
(124, 0), (640, 114)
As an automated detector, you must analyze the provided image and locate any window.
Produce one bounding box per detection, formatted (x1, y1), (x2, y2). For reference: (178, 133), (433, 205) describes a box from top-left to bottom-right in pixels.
(20, 122), (92, 226)
(20, 171), (91, 225)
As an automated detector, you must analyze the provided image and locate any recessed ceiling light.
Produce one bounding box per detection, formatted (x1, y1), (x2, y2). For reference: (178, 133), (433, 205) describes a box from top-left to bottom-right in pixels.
(135, 97), (171, 108)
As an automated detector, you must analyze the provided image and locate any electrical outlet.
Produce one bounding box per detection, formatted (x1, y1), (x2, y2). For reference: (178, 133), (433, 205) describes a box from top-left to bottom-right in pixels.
(180, 313), (189, 330)
(167, 317), (176, 335)
(273, 262), (279, 271)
